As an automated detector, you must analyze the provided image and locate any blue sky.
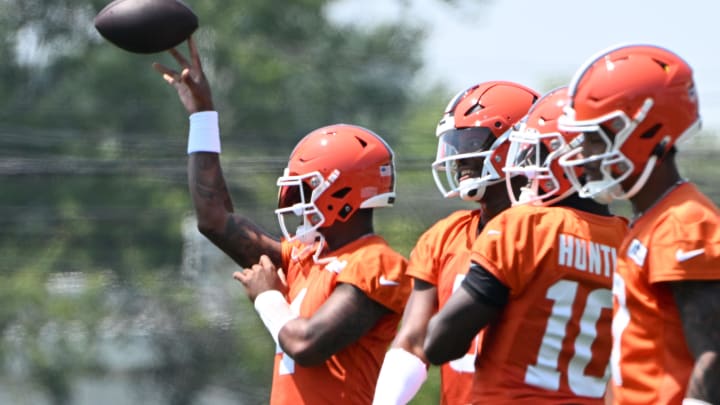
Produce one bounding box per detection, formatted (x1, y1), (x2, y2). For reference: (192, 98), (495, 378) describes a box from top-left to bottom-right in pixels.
(329, 0), (720, 130)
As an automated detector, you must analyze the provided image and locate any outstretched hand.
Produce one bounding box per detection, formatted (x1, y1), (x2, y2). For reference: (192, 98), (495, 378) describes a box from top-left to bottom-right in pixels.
(152, 35), (214, 114)
(233, 255), (289, 303)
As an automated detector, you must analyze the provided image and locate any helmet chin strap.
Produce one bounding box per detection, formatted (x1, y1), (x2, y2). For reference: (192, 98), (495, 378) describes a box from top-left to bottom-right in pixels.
(293, 223), (331, 263)
(615, 154), (658, 201)
(587, 146), (660, 204)
(460, 184), (485, 201)
(458, 177), (492, 201)
(517, 187), (537, 205)
(295, 223), (321, 245)
(590, 187), (618, 205)
(582, 176), (623, 205)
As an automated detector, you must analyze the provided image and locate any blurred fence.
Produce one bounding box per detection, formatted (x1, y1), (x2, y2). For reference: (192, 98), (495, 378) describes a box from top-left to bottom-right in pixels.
(0, 131), (718, 404)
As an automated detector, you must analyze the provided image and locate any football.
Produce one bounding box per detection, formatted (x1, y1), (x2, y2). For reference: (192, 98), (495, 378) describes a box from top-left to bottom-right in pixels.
(94, 0), (199, 54)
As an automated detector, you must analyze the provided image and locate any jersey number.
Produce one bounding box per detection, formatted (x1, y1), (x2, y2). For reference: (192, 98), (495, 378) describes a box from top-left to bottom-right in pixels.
(524, 280), (611, 397)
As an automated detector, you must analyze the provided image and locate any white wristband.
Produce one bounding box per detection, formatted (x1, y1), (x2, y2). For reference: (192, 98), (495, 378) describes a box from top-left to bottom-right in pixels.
(682, 399), (714, 405)
(253, 290), (297, 347)
(187, 111), (221, 154)
(372, 348), (428, 405)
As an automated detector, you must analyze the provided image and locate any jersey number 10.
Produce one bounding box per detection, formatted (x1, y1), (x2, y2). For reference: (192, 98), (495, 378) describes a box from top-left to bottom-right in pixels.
(524, 279), (611, 398)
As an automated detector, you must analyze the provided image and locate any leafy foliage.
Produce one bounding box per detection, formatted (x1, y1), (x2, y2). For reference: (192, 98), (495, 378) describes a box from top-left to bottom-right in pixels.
(3, 0), (717, 403)
(0, 0), (437, 403)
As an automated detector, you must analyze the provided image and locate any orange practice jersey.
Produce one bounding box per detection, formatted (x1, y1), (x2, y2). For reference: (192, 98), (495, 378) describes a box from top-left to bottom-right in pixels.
(469, 204), (628, 404)
(406, 209), (483, 405)
(611, 183), (720, 405)
(269, 235), (411, 405)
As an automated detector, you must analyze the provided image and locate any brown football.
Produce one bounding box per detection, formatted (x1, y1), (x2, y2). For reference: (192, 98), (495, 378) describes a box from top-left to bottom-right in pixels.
(94, 0), (198, 54)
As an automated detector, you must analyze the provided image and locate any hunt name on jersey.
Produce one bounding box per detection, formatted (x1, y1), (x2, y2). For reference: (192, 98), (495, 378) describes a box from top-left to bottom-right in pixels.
(558, 233), (616, 278)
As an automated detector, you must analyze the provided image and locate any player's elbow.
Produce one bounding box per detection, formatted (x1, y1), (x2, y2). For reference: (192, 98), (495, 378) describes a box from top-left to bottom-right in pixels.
(195, 212), (227, 239)
(424, 343), (449, 366)
(392, 329), (429, 361)
(279, 325), (332, 367)
(284, 342), (331, 367)
(424, 341), (463, 366)
(423, 318), (463, 365)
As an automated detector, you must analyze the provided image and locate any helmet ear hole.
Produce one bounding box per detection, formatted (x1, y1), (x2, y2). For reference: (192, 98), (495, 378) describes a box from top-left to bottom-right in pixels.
(652, 137), (671, 159)
(339, 204), (353, 219)
(640, 123), (662, 139)
(331, 187), (354, 219)
(331, 187), (351, 199)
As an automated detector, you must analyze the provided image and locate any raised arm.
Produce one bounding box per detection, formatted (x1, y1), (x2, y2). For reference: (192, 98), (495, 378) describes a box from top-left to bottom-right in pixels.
(671, 280), (720, 403)
(152, 37), (281, 268)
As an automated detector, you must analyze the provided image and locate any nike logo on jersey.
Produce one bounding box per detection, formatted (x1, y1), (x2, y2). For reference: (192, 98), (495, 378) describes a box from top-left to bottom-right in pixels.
(675, 248), (705, 262)
(379, 275), (399, 286)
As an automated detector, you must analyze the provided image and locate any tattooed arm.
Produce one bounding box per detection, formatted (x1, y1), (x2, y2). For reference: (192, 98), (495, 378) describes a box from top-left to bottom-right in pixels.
(278, 283), (390, 366)
(188, 152), (281, 267)
(671, 280), (720, 403)
(153, 36), (282, 268)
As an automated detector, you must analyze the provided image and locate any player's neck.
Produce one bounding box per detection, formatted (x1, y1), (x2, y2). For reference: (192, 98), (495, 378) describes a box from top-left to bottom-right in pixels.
(323, 210), (375, 252)
(552, 193), (612, 216)
(629, 160), (684, 218)
(479, 199), (511, 227)
(479, 181), (514, 226)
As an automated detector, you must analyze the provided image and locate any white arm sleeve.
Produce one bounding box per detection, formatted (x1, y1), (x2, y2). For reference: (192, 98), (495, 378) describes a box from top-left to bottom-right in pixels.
(372, 348), (428, 405)
(682, 399), (714, 405)
(253, 290), (297, 347)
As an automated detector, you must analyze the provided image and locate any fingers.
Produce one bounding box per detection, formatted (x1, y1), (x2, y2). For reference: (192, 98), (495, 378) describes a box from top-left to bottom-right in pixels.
(188, 36), (203, 70)
(233, 269), (252, 283)
(163, 73), (178, 85)
(277, 267), (288, 288)
(154, 36), (206, 90)
(152, 64), (191, 87)
(151, 62), (181, 86)
(152, 62), (176, 77)
(259, 254), (275, 270)
(180, 68), (193, 84)
(234, 257), (277, 284)
(168, 47), (192, 70)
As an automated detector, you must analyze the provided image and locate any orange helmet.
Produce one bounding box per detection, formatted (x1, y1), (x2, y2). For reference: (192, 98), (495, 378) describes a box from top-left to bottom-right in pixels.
(275, 124), (395, 246)
(432, 81), (539, 201)
(558, 44), (701, 203)
(504, 86), (583, 206)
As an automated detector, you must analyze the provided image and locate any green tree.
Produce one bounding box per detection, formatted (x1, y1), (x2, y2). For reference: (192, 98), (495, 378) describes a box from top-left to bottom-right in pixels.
(0, 0), (437, 403)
